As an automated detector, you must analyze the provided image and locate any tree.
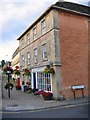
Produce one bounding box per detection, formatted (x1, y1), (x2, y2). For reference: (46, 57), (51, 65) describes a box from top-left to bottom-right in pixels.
(1, 60), (5, 68)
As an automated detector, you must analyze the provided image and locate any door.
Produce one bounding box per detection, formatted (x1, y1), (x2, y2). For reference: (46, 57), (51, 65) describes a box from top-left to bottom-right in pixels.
(33, 73), (36, 89)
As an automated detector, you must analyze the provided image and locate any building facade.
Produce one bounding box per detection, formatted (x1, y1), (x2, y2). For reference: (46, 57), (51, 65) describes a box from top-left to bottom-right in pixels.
(12, 47), (20, 79)
(17, 1), (89, 99)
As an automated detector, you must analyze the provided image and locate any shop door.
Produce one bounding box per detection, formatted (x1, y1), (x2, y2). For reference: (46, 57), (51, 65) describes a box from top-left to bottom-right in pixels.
(33, 73), (36, 89)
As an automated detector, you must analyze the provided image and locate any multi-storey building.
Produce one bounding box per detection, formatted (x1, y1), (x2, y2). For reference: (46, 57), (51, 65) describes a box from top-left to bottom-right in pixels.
(17, 1), (89, 99)
(12, 47), (20, 79)
(12, 47), (20, 69)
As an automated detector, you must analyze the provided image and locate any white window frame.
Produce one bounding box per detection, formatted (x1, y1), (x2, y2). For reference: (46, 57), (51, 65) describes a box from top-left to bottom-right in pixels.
(42, 43), (47, 60)
(26, 32), (30, 45)
(22, 55), (25, 66)
(33, 27), (37, 40)
(22, 38), (24, 48)
(37, 72), (52, 92)
(41, 19), (46, 34)
(27, 52), (30, 65)
(34, 48), (38, 63)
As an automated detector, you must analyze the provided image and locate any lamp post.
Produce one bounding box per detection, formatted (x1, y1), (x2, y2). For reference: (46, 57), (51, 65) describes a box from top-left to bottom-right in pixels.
(4, 67), (13, 98)
(7, 71), (11, 98)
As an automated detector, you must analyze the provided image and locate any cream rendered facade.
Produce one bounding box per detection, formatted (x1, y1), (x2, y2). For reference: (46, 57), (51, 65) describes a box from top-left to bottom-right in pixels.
(12, 54), (20, 69)
(12, 47), (20, 79)
(18, 10), (62, 99)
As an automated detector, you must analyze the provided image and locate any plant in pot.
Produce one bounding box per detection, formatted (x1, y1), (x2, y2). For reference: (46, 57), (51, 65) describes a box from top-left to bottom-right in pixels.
(39, 91), (53, 100)
(4, 82), (14, 90)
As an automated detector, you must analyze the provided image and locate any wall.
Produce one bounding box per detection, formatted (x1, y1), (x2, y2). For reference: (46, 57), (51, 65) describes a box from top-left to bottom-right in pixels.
(59, 11), (88, 99)
(19, 10), (56, 69)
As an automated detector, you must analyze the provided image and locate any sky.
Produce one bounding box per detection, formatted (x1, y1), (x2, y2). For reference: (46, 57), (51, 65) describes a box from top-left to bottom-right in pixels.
(0, 0), (89, 62)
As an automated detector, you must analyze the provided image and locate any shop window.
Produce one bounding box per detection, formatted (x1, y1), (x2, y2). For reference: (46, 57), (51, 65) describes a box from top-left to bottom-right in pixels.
(37, 72), (51, 91)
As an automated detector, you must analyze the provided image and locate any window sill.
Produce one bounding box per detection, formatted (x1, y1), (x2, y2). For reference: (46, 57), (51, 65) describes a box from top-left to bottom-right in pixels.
(42, 59), (48, 62)
(34, 61), (38, 64)
(27, 64), (30, 66)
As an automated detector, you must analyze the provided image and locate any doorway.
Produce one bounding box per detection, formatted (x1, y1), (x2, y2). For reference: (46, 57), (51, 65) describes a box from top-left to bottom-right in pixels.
(33, 73), (36, 89)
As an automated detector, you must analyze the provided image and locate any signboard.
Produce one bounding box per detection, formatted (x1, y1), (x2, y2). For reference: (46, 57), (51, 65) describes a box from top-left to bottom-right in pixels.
(71, 85), (85, 90)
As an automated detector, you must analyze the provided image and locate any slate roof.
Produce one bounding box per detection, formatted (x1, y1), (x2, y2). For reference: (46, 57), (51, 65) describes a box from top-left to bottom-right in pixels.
(12, 47), (19, 59)
(54, 1), (89, 15)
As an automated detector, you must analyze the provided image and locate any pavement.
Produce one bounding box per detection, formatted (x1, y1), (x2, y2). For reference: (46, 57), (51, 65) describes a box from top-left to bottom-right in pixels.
(0, 74), (89, 112)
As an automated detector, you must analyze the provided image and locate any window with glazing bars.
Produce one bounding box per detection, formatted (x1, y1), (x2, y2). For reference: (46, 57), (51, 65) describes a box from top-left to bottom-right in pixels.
(42, 43), (47, 60)
(26, 33), (30, 45)
(33, 27), (37, 40)
(27, 52), (30, 65)
(34, 48), (37, 63)
(37, 72), (51, 91)
(41, 19), (46, 34)
(22, 55), (25, 66)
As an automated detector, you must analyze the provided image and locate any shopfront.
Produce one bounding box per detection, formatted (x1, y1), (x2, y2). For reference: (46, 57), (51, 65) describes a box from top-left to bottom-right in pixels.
(31, 66), (52, 92)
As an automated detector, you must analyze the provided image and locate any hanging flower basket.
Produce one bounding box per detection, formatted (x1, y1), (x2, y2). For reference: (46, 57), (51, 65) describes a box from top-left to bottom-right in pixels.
(14, 70), (20, 75)
(3, 67), (13, 75)
(15, 66), (19, 69)
(44, 65), (55, 74)
(24, 68), (31, 76)
(4, 82), (14, 90)
(14, 66), (20, 75)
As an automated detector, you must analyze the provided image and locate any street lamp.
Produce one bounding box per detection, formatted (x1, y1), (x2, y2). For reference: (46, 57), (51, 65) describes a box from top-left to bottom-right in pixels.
(4, 67), (13, 98)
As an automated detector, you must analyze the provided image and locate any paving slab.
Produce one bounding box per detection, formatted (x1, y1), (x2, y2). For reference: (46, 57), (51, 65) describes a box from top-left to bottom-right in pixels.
(1, 75), (89, 112)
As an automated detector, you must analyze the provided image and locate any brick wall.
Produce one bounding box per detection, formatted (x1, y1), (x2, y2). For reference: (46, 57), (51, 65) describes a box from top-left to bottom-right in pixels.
(59, 11), (88, 99)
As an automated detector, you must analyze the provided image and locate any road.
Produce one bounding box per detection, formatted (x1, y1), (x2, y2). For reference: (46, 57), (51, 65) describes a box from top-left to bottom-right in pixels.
(2, 103), (88, 119)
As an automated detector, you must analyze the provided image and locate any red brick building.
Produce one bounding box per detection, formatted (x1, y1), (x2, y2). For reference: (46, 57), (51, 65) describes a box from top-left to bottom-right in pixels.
(57, 2), (89, 99)
(17, 1), (89, 99)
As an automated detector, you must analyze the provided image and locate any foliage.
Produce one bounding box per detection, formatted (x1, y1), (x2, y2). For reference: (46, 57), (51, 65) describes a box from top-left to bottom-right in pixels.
(24, 68), (31, 76)
(14, 66), (20, 75)
(1, 60), (5, 68)
(14, 70), (20, 75)
(29, 88), (39, 94)
(44, 65), (55, 74)
(15, 66), (19, 69)
(3, 67), (13, 74)
(42, 92), (53, 97)
(38, 91), (53, 100)
(4, 82), (14, 90)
